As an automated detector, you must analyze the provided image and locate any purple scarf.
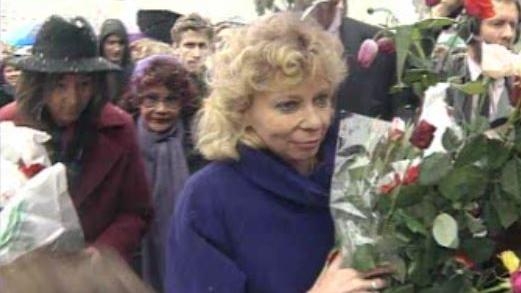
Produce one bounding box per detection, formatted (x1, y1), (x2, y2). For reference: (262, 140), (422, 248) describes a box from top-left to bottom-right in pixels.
(137, 116), (189, 292)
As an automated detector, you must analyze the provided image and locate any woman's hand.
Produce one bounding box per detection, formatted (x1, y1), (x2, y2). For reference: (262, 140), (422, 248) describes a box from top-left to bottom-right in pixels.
(308, 253), (390, 293)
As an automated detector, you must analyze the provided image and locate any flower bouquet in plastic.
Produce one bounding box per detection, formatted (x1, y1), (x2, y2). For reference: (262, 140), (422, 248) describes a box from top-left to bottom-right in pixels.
(331, 81), (521, 291)
(0, 121), (84, 265)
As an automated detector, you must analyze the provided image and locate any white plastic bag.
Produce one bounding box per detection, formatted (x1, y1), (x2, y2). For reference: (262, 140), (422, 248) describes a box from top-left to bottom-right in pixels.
(0, 163), (85, 265)
(0, 122), (84, 265)
(0, 121), (52, 208)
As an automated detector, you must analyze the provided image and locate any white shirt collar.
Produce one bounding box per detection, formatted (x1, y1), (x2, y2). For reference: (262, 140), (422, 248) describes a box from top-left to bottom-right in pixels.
(466, 55), (482, 81)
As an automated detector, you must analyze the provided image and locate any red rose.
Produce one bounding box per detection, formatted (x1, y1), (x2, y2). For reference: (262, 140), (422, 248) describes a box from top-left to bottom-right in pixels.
(376, 37), (395, 54)
(379, 173), (401, 194)
(403, 165), (420, 185)
(357, 39), (379, 69)
(512, 271), (521, 293)
(464, 0), (495, 20)
(425, 0), (441, 7)
(454, 251), (476, 269)
(409, 120), (437, 150)
(19, 162), (46, 178)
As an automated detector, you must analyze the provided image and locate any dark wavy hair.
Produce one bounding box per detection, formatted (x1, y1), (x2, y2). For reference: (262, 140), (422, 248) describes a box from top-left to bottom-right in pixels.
(15, 71), (111, 184)
(16, 71), (109, 131)
(123, 54), (197, 115)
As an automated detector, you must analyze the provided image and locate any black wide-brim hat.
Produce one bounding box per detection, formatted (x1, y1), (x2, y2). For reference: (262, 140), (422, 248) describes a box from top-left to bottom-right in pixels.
(8, 15), (120, 73)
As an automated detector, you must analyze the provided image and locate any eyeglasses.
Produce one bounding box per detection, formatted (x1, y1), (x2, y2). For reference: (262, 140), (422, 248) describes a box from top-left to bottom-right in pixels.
(140, 94), (182, 109)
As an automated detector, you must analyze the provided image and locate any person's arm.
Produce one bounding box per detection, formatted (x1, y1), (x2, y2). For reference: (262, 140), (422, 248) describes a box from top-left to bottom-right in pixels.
(93, 122), (153, 261)
(165, 178), (246, 293)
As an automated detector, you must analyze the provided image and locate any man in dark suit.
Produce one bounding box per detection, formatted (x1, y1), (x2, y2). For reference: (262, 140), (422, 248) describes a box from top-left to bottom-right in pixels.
(298, 0), (417, 121)
(441, 0), (520, 127)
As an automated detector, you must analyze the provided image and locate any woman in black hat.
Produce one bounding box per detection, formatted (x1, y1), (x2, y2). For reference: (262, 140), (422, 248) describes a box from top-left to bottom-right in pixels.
(0, 15), (153, 262)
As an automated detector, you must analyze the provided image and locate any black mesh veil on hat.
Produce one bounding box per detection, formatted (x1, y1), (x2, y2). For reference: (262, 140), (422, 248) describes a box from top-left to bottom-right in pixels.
(8, 15), (120, 73)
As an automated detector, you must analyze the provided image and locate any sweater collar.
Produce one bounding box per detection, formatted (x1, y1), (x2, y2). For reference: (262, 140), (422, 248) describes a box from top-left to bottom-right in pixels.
(232, 125), (338, 208)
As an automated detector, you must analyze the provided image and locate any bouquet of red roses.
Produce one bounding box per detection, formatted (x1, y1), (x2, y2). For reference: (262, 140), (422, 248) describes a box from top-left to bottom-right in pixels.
(332, 94), (521, 291)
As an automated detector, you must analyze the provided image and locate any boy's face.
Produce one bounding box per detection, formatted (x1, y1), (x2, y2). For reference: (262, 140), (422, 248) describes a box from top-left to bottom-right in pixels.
(173, 30), (211, 74)
(102, 34), (125, 64)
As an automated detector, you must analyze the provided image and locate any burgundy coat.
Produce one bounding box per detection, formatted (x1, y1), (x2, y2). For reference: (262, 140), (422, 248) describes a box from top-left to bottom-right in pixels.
(0, 102), (153, 261)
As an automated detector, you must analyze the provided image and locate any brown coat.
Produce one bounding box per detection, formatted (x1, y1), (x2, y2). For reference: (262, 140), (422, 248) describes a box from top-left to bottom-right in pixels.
(0, 102), (153, 261)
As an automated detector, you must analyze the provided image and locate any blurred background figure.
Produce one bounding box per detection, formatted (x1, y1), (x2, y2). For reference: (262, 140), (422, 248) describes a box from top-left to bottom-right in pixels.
(0, 58), (21, 108)
(137, 9), (182, 44)
(170, 13), (214, 172)
(124, 54), (196, 292)
(297, 0), (418, 121)
(0, 248), (155, 293)
(213, 18), (245, 51)
(129, 38), (176, 63)
(170, 13), (213, 79)
(99, 19), (134, 104)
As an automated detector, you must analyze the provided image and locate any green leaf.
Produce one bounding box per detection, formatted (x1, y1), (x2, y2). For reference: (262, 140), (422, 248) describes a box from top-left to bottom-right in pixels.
(385, 284), (415, 293)
(419, 153), (452, 185)
(398, 210), (428, 236)
(492, 190), (519, 228)
(402, 69), (439, 86)
(486, 139), (512, 170)
(395, 185), (426, 207)
(455, 135), (488, 167)
(438, 275), (469, 293)
(352, 244), (377, 271)
(408, 253), (432, 286)
(389, 256), (408, 283)
(482, 202), (503, 233)
(414, 17), (457, 30)
(515, 124), (521, 153)
(432, 213), (459, 249)
(501, 157), (521, 199)
(441, 127), (462, 152)
(395, 25), (414, 85)
(450, 81), (487, 95)
(463, 213), (486, 236)
(390, 83), (409, 94)
(439, 166), (488, 202)
(407, 55), (434, 69)
(461, 238), (495, 263)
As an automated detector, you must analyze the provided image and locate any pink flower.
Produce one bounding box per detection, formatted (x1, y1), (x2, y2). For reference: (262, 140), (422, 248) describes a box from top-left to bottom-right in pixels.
(376, 37), (395, 54)
(357, 39), (379, 69)
(409, 120), (437, 150)
(425, 0), (441, 7)
(388, 117), (405, 141)
(511, 271), (521, 293)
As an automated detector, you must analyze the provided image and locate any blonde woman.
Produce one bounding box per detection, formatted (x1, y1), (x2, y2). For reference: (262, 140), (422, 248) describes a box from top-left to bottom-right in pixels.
(165, 13), (389, 293)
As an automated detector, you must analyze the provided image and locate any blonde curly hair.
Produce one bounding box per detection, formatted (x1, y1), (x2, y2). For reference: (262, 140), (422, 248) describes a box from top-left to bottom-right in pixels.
(196, 12), (347, 161)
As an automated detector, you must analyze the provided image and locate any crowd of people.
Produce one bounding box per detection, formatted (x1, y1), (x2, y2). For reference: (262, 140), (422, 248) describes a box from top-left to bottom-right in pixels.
(0, 0), (520, 292)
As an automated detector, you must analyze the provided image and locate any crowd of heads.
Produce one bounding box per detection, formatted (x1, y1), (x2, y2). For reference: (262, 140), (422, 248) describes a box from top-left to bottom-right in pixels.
(6, 1), (521, 292)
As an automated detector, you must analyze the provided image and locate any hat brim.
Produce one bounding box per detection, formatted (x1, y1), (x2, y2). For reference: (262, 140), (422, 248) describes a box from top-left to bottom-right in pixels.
(7, 55), (120, 73)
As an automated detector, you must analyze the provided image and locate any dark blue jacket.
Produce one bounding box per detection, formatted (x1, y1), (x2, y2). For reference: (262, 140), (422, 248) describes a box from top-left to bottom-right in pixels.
(165, 139), (337, 293)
